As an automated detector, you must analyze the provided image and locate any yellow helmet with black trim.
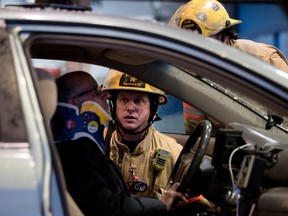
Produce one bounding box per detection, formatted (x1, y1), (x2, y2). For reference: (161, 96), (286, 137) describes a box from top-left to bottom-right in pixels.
(168, 0), (241, 37)
(103, 69), (167, 104)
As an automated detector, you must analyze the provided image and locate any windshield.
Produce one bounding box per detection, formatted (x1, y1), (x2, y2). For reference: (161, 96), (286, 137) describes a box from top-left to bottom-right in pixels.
(201, 77), (288, 133)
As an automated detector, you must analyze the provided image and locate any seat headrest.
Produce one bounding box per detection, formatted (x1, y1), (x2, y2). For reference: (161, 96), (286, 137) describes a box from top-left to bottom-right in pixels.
(36, 68), (57, 121)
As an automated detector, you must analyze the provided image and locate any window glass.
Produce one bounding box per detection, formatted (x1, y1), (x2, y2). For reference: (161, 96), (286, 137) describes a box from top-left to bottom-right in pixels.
(154, 95), (185, 134)
(32, 59), (188, 134)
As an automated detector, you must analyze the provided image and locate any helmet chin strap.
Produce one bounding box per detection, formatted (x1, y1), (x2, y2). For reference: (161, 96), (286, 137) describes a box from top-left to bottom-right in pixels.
(115, 113), (161, 135)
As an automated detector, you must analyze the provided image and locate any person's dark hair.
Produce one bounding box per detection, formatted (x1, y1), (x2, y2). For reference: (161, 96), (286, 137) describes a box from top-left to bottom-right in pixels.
(222, 25), (239, 40)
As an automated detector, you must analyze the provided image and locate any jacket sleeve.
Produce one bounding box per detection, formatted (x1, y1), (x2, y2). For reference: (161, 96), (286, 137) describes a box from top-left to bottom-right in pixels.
(57, 137), (166, 216)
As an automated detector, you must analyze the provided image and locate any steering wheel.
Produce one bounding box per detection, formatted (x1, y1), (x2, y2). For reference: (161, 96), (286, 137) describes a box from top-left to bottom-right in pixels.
(167, 120), (212, 197)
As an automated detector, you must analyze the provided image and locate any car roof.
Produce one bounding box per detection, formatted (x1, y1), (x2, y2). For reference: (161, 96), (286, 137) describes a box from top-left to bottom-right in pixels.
(0, 7), (284, 73)
(1, 6), (287, 118)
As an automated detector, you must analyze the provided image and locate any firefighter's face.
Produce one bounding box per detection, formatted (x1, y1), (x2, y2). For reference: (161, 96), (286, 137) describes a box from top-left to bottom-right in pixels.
(116, 90), (150, 133)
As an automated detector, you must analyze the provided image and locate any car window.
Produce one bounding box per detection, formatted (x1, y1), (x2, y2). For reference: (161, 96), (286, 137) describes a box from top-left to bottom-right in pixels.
(154, 95), (185, 134)
(27, 28), (287, 140)
(33, 57), (288, 138)
(32, 58), (186, 133)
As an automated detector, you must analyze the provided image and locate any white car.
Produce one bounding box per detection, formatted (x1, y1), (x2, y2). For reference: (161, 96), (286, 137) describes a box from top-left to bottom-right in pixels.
(0, 2), (287, 216)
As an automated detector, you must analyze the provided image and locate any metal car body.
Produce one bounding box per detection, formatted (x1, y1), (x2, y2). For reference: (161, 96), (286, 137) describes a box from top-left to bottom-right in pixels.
(0, 3), (287, 216)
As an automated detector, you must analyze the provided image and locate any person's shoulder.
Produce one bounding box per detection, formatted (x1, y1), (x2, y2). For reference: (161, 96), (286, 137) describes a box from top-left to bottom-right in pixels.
(235, 39), (278, 54)
(236, 39), (257, 46)
(236, 39), (268, 50)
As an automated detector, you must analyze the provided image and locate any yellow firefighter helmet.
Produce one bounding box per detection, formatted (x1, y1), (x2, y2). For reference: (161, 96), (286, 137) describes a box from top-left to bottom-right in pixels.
(168, 0), (241, 37)
(103, 69), (167, 104)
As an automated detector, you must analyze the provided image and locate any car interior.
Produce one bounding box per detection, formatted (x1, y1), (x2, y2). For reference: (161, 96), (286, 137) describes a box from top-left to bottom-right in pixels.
(27, 27), (288, 215)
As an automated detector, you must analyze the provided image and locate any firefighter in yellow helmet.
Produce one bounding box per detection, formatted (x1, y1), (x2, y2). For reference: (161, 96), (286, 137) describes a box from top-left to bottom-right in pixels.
(169, 0), (288, 72)
(169, 0), (241, 38)
(169, 0), (288, 134)
(103, 69), (183, 199)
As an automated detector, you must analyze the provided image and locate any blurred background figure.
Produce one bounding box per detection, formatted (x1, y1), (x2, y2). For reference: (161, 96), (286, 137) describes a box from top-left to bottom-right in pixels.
(168, 0), (288, 72)
(168, 0), (288, 133)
